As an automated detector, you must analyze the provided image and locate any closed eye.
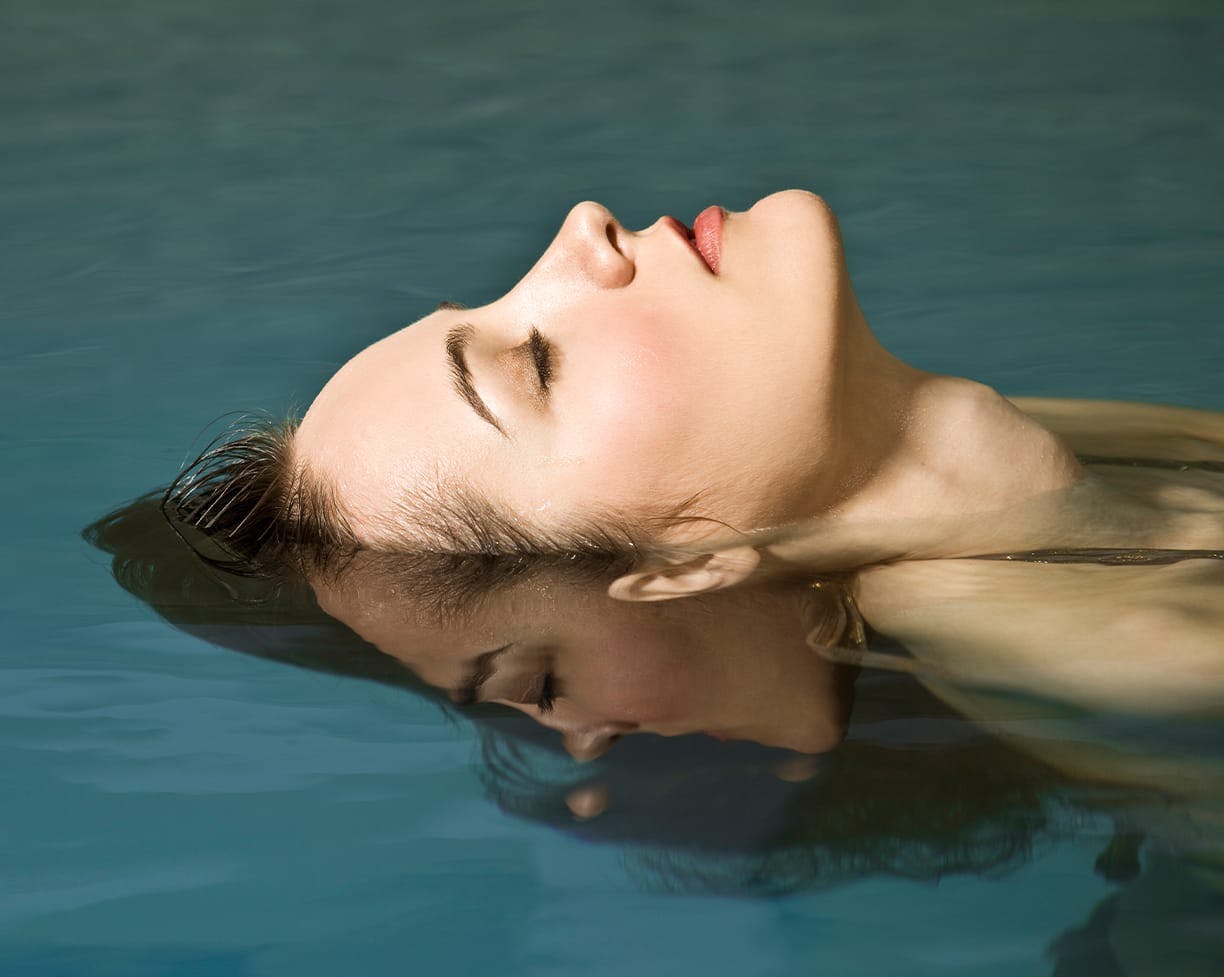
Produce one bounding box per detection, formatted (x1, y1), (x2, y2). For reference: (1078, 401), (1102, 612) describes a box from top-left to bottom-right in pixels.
(528, 327), (555, 392)
(534, 669), (557, 713)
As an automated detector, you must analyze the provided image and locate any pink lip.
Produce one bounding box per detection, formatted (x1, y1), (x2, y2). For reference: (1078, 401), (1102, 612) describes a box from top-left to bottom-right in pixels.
(660, 214), (720, 274)
(692, 205), (723, 274)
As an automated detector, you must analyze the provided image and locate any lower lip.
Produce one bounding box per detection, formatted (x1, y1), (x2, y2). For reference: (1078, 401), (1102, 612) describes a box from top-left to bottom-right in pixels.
(693, 205), (724, 274)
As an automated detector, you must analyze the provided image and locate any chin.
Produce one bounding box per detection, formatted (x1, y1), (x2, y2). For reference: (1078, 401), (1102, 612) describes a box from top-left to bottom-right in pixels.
(745, 190), (848, 305)
(750, 189), (840, 235)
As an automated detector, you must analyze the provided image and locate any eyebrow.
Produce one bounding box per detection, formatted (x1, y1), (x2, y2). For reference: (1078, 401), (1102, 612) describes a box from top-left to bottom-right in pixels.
(445, 323), (507, 437)
(453, 644), (513, 706)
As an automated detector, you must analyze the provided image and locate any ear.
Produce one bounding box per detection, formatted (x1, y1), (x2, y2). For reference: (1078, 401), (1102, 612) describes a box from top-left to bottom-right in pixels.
(607, 546), (761, 602)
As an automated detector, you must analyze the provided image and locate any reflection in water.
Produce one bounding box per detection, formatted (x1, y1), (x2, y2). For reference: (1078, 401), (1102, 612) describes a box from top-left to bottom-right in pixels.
(312, 548), (856, 758)
(83, 494), (1165, 891)
(86, 491), (1224, 970)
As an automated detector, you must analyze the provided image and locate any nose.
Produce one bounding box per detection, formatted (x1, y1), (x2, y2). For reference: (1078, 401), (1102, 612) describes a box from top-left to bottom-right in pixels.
(556, 201), (635, 288)
(561, 724), (632, 762)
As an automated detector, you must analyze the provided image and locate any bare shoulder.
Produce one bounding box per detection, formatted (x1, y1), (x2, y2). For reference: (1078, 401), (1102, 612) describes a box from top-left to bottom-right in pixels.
(1010, 396), (1224, 462)
(854, 557), (1224, 716)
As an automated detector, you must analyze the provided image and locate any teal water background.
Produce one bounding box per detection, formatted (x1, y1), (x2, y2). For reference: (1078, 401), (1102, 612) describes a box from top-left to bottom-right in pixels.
(4, 0), (1223, 973)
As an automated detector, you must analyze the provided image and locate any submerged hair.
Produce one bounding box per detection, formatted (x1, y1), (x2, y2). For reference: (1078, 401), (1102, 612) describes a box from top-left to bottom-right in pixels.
(161, 413), (689, 618)
(162, 414), (352, 579)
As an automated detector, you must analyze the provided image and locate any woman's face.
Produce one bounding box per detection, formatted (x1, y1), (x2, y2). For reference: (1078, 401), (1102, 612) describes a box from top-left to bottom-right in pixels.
(296, 190), (860, 545)
(314, 569), (850, 760)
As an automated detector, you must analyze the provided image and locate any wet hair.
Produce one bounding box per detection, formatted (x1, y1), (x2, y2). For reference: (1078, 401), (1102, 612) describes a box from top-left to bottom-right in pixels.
(163, 414), (685, 618)
(161, 415), (350, 580)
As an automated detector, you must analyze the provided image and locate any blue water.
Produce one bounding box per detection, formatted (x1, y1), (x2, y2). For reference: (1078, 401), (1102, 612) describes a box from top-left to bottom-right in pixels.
(4, 0), (1223, 973)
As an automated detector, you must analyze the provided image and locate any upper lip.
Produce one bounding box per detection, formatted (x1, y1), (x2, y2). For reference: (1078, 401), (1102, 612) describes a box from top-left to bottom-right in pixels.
(659, 216), (708, 267)
(691, 206), (722, 274)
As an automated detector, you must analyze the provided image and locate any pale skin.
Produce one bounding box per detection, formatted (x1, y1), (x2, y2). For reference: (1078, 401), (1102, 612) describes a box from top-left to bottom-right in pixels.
(295, 190), (1082, 555)
(781, 400), (1224, 722)
(297, 189), (1224, 756)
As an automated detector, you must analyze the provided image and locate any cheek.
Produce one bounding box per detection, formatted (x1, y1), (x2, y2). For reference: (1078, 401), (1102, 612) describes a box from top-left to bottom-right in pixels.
(557, 329), (710, 498)
(586, 667), (695, 726)
(574, 628), (701, 724)
(589, 317), (690, 418)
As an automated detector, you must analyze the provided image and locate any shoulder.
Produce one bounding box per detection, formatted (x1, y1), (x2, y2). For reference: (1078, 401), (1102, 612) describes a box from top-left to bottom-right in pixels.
(1009, 397), (1224, 462)
(854, 557), (1224, 716)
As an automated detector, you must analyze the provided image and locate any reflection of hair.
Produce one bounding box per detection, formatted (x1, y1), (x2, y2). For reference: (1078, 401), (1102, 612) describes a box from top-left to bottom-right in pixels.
(476, 667), (1129, 897)
(85, 490), (435, 695)
(163, 415), (686, 618)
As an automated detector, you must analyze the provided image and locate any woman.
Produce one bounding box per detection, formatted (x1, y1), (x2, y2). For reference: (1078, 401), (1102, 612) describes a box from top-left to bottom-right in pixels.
(169, 189), (1224, 730)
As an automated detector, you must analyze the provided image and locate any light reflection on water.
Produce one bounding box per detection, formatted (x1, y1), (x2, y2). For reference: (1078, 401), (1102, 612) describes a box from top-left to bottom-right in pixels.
(5, 0), (1224, 973)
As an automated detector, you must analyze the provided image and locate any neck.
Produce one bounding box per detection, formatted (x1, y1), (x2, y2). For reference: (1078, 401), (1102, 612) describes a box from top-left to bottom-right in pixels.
(773, 316), (1086, 568)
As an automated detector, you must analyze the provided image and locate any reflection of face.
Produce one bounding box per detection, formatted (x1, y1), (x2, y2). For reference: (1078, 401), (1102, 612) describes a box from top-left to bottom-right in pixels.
(296, 190), (862, 546)
(314, 571), (851, 760)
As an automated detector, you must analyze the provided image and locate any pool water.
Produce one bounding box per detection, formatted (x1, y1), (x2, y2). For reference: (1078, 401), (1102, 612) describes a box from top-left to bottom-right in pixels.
(4, 0), (1223, 973)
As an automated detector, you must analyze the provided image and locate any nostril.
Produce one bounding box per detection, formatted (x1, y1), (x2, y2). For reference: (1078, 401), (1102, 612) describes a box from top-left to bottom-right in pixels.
(566, 783), (611, 820)
(561, 201), (633, 287)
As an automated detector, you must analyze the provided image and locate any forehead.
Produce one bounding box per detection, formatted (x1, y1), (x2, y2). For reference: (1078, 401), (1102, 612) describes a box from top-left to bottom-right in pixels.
(316, 572), (628, 698)
(312, 567), (500, 686)
(295, 310), (492, 540)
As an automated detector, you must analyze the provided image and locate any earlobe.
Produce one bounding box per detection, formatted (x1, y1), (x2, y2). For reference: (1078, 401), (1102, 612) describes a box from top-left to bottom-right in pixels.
(607, 546), (761, 602)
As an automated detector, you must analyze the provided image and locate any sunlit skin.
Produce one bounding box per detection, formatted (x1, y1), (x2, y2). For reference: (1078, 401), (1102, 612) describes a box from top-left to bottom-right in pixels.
(297, 191), (868, 544)
(313, 567), (851, 761)
(295, 190), (1083, 563)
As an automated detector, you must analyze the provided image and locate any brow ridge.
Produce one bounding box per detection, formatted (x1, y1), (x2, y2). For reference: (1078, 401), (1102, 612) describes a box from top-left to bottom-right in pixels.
(454, 644), (512, 706)
(446, 323), (507, 437)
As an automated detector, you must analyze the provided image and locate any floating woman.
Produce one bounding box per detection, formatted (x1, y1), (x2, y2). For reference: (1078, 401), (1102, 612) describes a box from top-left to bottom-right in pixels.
(160, 189), (1224, 746)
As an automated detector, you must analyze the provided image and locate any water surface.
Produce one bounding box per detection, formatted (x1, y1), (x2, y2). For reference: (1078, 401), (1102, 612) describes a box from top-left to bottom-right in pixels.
(4, 0), (1223, 973)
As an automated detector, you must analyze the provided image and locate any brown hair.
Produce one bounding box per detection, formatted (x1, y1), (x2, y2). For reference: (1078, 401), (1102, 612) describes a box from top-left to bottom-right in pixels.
(162, 414), (683, 618)
(162, 415), (350, 577)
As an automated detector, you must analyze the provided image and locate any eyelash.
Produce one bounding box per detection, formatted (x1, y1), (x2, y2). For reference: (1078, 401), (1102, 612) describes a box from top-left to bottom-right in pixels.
(535, 670), (557, 713)
(527, 328), (554, 391)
